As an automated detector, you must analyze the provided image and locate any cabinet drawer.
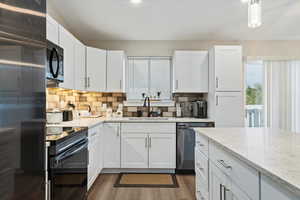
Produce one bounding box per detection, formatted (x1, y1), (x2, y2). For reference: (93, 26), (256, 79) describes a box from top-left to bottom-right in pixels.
(88, 127), (99, 138)
(210, 142), (259, 200)
(195, 133), (208, 156)
(195, 148), (209, 185)
(195, 169), (209, 200)
(122, 123), (176, 133)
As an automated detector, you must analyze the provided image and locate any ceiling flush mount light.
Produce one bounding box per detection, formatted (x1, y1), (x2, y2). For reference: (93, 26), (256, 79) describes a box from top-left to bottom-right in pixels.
(248, 0), (262, 28)
(130, 0), (142, 4)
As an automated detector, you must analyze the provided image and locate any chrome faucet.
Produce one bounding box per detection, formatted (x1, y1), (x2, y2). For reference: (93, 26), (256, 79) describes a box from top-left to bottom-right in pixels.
(143, 96), (152, 117)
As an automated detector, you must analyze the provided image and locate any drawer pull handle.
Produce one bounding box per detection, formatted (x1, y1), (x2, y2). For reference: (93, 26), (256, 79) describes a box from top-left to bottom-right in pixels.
(196, 163), (204, 170)
(218, 160), (232, 170)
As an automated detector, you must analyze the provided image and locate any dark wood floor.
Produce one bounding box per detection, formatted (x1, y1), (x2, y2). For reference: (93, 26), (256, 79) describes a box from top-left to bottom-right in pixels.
(88, 174), (196, 200)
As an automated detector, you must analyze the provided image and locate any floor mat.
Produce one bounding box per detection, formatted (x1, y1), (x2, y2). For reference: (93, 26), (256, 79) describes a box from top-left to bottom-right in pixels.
(114, 173), (179, 188)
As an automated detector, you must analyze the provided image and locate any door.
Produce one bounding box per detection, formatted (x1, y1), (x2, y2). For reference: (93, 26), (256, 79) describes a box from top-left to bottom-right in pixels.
(59, 26), (75, 89)
(148, 134), (176, 168)
(215, 92), (244, 127)
(86, 47), (106, 92)
(46, 14), (59, 45)
(103, 123), (121, 168)
(74, 40), (86, 91)
(107, 51), (124, 92)
(214, 46), (243, 92)
(121, 133), (148, 168)
(173, 51), (208, 93)
(210, 163), (228, 200)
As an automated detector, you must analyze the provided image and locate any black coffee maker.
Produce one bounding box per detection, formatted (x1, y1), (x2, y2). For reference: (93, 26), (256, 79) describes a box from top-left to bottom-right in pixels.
(192, 100), (207, 118)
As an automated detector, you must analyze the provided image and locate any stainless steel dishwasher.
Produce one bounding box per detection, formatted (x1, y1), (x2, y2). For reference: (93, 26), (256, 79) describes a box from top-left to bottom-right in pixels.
(176, 122), (214, 174)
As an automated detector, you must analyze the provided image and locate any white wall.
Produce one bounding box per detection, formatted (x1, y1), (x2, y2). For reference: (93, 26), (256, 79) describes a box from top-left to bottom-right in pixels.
(85, 40), (300, 58)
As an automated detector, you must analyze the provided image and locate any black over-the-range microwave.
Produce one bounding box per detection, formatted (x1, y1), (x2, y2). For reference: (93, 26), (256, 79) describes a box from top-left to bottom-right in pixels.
(46, 40), (64, 82)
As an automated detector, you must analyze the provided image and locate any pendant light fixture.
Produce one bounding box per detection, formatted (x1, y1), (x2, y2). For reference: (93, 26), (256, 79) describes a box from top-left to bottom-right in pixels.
(248, 0), (262, 28)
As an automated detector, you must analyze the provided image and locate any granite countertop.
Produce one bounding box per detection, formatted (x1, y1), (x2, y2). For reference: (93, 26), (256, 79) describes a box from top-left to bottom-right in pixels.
(194, 127), (300, 196)
(46, 117), (215, 128)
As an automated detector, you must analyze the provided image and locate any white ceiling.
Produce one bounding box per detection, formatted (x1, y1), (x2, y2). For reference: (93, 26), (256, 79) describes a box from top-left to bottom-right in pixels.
(49, 0), (300, 41)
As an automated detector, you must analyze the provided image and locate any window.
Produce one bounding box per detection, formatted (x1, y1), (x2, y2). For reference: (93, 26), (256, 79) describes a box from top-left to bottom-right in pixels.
(127, 57), (171, 100)
(245, 61), (266, 127)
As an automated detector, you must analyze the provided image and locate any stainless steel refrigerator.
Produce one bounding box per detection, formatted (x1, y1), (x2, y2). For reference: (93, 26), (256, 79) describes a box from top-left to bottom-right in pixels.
(0, 0), (46, 199)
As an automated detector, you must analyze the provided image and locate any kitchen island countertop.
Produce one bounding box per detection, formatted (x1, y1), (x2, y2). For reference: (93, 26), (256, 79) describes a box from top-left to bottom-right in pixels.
(194, 127), (300, 196)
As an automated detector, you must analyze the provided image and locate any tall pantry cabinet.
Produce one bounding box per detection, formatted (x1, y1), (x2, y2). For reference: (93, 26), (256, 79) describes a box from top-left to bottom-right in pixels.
(208, 46), (245, 127)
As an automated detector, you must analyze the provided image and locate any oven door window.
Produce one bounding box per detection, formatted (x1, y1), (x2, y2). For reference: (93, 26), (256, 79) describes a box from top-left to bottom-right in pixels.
(50, 142), (88, 200)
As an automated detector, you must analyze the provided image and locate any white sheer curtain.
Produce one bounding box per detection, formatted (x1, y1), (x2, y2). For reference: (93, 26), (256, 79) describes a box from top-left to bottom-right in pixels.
(264, 60), (300, 132)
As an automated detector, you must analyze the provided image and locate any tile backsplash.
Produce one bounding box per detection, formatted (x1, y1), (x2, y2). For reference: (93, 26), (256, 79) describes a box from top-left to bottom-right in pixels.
(46, 88), (205, 117)
(47, 88), (126, 115)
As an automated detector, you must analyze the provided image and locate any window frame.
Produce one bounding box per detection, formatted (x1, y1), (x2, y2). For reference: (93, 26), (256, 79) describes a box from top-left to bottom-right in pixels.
(126, 56), (172, 101)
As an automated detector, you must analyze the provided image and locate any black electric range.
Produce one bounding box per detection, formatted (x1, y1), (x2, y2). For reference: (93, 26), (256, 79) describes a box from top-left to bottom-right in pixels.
(47, 127), (88, 200)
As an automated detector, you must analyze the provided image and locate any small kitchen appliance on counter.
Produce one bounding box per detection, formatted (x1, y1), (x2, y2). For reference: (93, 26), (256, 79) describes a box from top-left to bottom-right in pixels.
(62, 110), (73, 121)
(191, 100), (208, 118)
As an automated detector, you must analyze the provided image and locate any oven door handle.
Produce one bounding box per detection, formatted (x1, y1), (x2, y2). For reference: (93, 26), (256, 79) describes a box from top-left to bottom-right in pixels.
(55, 141), (88, 164)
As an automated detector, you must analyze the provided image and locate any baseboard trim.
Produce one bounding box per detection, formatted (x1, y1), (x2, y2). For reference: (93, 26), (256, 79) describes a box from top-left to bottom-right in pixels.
(101, 168), (175, 174)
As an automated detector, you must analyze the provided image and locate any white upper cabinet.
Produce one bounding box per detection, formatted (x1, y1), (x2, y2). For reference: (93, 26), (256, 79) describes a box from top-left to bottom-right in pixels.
(210, 46), (243, 92)
(106, 50), (125, 92)
(59, 26), (75, 90)
(74, 39), (86, 91)
(173, 51), (209, 93)
(86, 47), (107, 92)
(46, 14), (59, 45)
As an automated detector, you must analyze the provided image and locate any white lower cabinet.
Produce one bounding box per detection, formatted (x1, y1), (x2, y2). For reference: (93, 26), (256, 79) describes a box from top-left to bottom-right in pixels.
(88, 125), (102, 190)
(209, 162), (227, 200)
(261, 175), (298, 200)
(121, 123), (176, 169)
(148, 133), (176, 168)
(103, 123), (121, 168)
(121, 133), (148, 168)
(196, 134), (260, 200)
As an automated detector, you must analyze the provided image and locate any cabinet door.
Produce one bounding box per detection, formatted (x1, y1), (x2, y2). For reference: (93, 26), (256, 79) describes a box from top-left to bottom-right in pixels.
(214, 46), (243, 92)
(74, 40), (86, 91)
(98, 125), (104, 174)
(148, 134), (176, 168)
(107, 50), (124, 92)
(46, 14), (59, 45)
(261, 175), (298, 200)
(103, 123), (121, 168)
(173, 51), (208, 93)
(210, 163), (228, 200)
(121, 133), (148, 168)
(59, 26), (75, 89)
(230, 183), (251, 200)
(86, 47), (106, 92)
(88, 127), (99, 190)
(215, 92), (244, 127)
